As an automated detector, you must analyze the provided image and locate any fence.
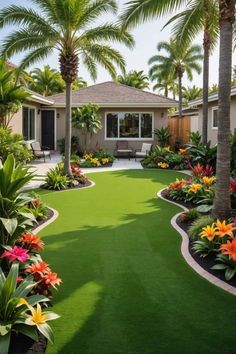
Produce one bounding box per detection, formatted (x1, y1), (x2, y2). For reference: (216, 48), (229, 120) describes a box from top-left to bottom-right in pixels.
(168, 116), (191, 147)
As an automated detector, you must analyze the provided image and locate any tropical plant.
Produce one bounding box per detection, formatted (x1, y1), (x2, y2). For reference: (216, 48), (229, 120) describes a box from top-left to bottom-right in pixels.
(182, 85), (203, 105)
(151, 75), (178, 98)
(72, 76), (87, 90)
(189, 131), (202, 147)
(188, 215), (215, 240)
(154, 127), (171, 147)
(28, 192), (49, 221)
(117, 70), (149, 89)
(0, 155), (36, 245)
(29, 65), (65, 96)
(0, 262), (58, 354)
(186, 141), (217, 168)
(163, 0), (219, 143)
(0, 0), (134, 176)
(0, 127), (32, 163)
(44, 167), (70, 191)
(212, 0), (235, 219)
(72, 102), (102, 152)
(148, 39), (203, 116)
(209, 83), (219, 93)
(0, 59), (30, 128)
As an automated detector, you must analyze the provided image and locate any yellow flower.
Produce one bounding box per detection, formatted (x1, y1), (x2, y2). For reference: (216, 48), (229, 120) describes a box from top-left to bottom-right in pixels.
(157, 162), (169, 169)
(163, 146), (171, 152)
(179, 148), (187, 155)
(202, 176), (216, 186)
(188, 183), (202, 193)
(101, 158), (109, 165)
(84, 154), (92, 161)
(200, 224), (217, 241)
(28, 304), (48, 325)
(215, 219), (235, 238)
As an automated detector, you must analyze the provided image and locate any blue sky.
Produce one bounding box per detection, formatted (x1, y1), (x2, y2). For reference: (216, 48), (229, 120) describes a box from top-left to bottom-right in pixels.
(1, 0), (236, 92)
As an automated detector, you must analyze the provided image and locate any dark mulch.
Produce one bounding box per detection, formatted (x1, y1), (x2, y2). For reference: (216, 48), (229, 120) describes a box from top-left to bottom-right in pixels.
(9, 332), (47, 354)
(79, 162), (113, 168)
(160, 189), (195, 209)
(161, 189), (236, 288)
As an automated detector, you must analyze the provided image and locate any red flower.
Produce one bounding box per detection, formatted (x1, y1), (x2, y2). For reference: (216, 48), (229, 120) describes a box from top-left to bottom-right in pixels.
(19, 233), (44, 251)
(220, 238), (236, 261)
(26, 261), (51, 276)
(41, 272), (62, 289)
(230, 180), (236, 193)
(32, 199), (40, 208)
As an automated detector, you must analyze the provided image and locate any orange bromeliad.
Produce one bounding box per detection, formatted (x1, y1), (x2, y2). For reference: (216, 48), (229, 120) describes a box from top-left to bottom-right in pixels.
(215, 219), (235, 238)
(220, 238), (236, 261)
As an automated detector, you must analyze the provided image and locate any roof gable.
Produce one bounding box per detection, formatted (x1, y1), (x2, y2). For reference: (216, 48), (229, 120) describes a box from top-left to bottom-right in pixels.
(47, 81), (177, 108)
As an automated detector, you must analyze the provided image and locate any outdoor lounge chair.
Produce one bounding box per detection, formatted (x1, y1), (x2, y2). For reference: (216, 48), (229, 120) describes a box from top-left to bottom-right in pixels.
(135, 143), (152, 161)
(31, 142), (51, 162)
(115, 141), (133, 160)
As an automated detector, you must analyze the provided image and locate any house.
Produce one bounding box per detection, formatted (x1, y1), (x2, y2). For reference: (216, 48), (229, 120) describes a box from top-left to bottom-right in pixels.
(189, 87), (236, 145)
(10, 81), (177, 152)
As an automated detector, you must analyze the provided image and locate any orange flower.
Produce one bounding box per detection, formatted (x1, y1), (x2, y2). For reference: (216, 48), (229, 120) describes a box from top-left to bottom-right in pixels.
(42, 272), (62, 289)
(215, 219), (235, 238)
(202, 176), (216, 186)
(26, 261), (51, 275)
(20, 233), (44, 251)
(220, 238), (236, 261)
(169, 179), (186, 191)
(188, 183), (202, 194)
(200, 224), (217, 241)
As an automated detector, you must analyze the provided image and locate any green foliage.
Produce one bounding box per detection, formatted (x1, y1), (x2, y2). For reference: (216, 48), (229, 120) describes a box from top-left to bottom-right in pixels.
(189, 131), (202, 147)
(212, 254), (236, 281)
(28, 192), (49, 221)
(44, 167), (70, 191)
(143, 146), (187, 170)
(57, 136), (81, 155)
(116, 70), (149, 89)
(0, 128), (32, 163)
(154, 127), (170, 147)
(192, 238), (218, 258)
(188, 215), (215, 240)
(182, 85), (202, 104)
(0, 59), (30, 128)
(186, 141), (217, 168)
(72, 103), (102, 152)
(0, 155), (36, 245)
(180, 208), (200, 223)
(29, 65), (65, 96)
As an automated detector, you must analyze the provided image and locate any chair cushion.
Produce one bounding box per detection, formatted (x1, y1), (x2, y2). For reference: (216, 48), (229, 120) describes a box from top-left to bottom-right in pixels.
(117, 149), (132, 153)
(141, 143), (152, 153)
(135, 152), (146, 157)
(34, 151), (50, 157)
(31, 141), (41, 151)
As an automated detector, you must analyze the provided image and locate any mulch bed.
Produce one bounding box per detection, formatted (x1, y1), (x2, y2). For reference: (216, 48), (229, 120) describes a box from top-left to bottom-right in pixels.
(41, 180), (93, 192)
(79, 162), (113, 168)
(161, 188), (236, 288)
(161, 189), (195, 209)
(9, 332), (47, 354)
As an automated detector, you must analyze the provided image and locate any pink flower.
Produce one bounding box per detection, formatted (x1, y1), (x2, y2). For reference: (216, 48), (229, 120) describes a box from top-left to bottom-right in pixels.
(1, 246), (29, 263)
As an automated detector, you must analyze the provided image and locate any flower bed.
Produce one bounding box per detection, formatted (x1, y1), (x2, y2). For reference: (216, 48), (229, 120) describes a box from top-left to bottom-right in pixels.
(71, 149), (114, 168)
(142, 146), (189, 170)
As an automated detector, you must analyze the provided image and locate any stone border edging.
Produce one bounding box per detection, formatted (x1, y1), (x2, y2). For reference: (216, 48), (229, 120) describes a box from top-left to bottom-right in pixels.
(157, 188), (236, 296)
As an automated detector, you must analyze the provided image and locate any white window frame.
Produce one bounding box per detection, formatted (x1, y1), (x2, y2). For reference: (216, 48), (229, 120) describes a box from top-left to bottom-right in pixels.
(22, 105), (36, 141)
(212, 106), (218, 130)
(105, 111), (154, 140)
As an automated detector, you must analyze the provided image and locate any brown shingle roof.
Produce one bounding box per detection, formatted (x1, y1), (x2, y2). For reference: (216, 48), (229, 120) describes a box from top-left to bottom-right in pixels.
(47, 81), (177, 107)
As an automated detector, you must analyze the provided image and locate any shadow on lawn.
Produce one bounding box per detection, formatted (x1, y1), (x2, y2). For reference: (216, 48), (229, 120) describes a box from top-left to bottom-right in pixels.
(42, 199), (236, 354)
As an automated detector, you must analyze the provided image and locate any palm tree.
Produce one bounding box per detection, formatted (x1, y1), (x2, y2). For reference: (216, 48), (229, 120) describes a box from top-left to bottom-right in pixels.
(163, 0), (219, 144)
(72, 77), (87, 90)
(0, 0), (134, 175)
(209, 83), (219, 93)
(150, 72), (178, 99)
(0, 59), (30, 128)
(29, 65), (65, 96)
(72, 102), (102, 152)
(212, 0), (235, 219)
(148, 40), (203, 116)
(117, 70), (149, 89)
(182, 85), (203, 105)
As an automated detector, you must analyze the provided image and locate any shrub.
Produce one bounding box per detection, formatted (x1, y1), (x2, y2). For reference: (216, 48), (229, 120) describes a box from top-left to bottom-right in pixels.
(188, 215), (215, 240)
(142, 146), (189, 170)
(76, 149), (114, 167)
(180, 208), (200, 223)
(28, 192), (49, 221)
(57, 135), (81, 155)
(44, 166), (70, 190)
(154, 127), (170, 147)
(0, 127), (32, 163)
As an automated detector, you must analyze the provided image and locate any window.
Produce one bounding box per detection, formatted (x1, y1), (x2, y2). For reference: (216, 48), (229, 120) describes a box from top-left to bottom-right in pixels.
(106, 112), (153, 139)
(23, 107), (35, 140)
(212, 108), (218, 129)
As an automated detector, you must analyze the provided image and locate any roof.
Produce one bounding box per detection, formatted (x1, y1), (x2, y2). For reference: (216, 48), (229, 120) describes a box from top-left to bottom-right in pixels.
(25, 89), (54, 105)
(169, 107), (199, 117)
(189, 86), (236, 106)
(46, 81), (178, 108)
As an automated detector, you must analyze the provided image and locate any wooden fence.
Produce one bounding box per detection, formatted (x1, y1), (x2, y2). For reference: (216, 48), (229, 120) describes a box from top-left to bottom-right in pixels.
(168, 116), (191, 147)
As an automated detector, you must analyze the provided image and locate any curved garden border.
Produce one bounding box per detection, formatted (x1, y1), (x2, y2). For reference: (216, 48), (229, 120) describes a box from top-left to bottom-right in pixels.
(157, 188), (236, 296)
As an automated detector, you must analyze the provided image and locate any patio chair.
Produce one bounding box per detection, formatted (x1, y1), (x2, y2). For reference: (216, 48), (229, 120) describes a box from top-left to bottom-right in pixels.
(115, 141), (133, 160)
(135, 143), (152, 161)
(31, 141), (51, 162)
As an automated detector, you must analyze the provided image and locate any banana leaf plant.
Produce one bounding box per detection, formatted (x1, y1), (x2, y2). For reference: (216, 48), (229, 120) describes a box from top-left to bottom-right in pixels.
(0, 262), (60, 354)
(0, 154), (36, 245)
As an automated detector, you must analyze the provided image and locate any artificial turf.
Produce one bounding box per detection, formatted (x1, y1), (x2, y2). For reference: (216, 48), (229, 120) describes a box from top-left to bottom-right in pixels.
(37, 170), (236, 354)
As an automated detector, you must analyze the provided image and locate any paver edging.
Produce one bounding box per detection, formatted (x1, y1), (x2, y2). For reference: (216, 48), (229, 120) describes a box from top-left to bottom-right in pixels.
(157, 188), (236, 296)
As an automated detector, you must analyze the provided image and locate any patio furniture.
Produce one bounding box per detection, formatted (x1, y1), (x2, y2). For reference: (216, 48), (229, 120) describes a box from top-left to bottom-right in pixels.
(115, 141), (133, 160)
(135, 143), (152, 161)
(31, 141), (51, 162)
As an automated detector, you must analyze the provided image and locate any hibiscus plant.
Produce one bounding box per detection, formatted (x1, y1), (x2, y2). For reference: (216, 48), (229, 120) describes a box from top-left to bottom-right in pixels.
(0, 262), (59, 354)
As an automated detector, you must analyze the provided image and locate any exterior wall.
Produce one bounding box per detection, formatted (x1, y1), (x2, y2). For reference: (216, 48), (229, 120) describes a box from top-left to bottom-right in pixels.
(9, 100), (41, 144)
(56, 107), (169, 153)
(198, 96), (236, 145)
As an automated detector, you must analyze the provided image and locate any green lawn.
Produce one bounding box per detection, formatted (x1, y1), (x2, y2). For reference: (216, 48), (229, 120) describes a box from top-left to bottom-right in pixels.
(38, 170), (236, 354)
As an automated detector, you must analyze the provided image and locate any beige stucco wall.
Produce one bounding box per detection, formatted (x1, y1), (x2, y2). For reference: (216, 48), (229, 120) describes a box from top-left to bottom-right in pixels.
(198, 96), (236, 145)
(56, 107), (169, 152)
(10, 100), (41, 143)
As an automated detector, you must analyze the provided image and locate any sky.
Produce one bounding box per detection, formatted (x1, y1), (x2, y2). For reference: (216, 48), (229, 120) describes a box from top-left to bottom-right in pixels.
(1, 0), (236, 93)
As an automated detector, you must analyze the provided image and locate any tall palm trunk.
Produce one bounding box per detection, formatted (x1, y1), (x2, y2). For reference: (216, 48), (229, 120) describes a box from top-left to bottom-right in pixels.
(64, 82), (72, 175)
(202, 28), (210, 144)
(178, 71), (183, 117)
(165, 85), (168, 97)
(212, 0), (235, 219)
